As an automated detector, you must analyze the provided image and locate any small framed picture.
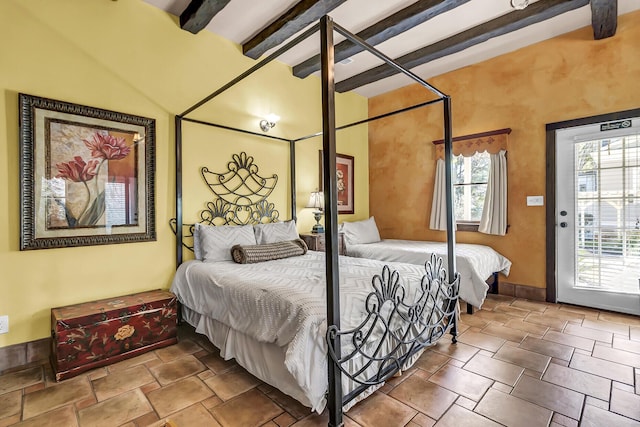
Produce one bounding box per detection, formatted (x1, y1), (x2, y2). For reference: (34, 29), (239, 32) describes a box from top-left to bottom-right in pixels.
(319, 151), (354, 214)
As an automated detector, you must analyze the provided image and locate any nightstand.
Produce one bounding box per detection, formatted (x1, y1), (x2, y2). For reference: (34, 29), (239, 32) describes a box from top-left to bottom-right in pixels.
(300, 233), (345, 255)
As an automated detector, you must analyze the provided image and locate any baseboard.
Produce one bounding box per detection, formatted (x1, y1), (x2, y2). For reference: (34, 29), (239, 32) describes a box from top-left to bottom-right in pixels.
(498, 281), (546, 302)
(0, 337), (51, 374)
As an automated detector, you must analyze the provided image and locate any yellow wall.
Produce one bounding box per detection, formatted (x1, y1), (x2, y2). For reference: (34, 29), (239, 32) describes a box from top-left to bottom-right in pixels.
(0, 0), (368, 347)
(368, 10), (640, 291)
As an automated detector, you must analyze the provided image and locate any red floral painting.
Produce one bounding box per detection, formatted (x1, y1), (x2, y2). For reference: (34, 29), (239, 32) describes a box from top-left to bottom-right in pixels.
(19, 94), (155, 250)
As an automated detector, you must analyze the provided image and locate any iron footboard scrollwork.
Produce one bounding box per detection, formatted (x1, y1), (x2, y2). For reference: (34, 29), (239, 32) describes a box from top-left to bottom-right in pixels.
(326, 253), (459, 401)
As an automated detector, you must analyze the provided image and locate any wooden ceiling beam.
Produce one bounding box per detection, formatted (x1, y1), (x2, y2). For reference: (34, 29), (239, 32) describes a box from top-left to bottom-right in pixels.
(242, 0), (346, 60)
(179, 0), (232, 34)
(335, 0), (589, 93)
(591, 0), (617, 39)
(292, 0), (471, 79)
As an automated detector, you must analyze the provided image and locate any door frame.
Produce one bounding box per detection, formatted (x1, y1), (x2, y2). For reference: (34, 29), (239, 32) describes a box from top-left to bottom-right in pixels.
(545, 107), (640, 303)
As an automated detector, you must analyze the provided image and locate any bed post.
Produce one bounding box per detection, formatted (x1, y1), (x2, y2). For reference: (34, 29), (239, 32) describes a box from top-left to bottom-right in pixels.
(289, 140), (297, 222)
(320, 14), (343, 427)
(443, 96), (458, 341)
(175, 115), (183, 268)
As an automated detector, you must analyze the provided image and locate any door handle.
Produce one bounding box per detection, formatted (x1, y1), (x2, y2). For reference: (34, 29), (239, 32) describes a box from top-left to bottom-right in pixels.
(560, 222), (568, 228)
(560, 210), (567, 216)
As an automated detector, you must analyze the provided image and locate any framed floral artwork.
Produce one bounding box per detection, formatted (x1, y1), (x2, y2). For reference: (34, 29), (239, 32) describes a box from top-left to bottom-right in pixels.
(319, 151), (354, 214)
(19, 93), (156, 250)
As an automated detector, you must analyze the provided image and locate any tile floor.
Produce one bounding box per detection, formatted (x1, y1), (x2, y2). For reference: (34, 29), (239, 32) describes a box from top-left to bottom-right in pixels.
(1, 295), (639, 427)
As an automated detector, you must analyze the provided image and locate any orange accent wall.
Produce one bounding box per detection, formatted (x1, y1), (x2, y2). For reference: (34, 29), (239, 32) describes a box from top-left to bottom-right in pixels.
(368, 10), (640, 290)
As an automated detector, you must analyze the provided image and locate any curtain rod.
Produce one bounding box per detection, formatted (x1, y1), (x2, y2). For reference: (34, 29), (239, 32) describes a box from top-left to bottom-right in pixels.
(432, 127), (511, 144)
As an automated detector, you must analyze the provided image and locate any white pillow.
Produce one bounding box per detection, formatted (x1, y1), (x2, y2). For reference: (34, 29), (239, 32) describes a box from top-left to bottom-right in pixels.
(196, 223), (257, 262)
(341, 217), (381, 245)
(253, 221), (298, 245)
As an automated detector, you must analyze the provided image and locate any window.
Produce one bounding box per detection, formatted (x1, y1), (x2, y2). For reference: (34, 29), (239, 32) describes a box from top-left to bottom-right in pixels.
(453, 151), (490, 227)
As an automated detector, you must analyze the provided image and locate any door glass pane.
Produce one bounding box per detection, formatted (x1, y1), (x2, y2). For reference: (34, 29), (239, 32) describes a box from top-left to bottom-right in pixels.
(574, 138), (640, 295)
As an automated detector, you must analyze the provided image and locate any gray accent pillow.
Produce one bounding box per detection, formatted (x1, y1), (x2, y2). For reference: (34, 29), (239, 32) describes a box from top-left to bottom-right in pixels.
(231, 238), (308, 264)
(253, 221), (298, 245)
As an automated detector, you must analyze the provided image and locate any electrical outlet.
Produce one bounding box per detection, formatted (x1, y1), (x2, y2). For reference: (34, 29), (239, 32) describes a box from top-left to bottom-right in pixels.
(0, 315), (8, 334)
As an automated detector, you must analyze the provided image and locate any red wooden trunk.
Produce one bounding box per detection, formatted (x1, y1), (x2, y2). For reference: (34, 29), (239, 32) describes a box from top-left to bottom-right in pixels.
(51, 289), (178, 381)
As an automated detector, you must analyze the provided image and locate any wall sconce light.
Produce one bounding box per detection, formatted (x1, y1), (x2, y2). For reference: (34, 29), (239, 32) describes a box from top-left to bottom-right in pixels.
(305, 191), (324, 233)
(510, 0), (529, 9)
(259, 113), (280, 132)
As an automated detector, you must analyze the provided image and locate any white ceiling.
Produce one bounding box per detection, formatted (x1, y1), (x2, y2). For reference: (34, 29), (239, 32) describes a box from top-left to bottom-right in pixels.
(144, 0), (640, 98)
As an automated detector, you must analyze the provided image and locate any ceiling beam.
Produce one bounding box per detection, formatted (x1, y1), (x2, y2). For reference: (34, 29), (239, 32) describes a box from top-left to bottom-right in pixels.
(179, 0), (232, 34)
(243, 0), (346, 60)
(591, 0), (617, 39)
(293, 0), (471, 79)
(335, 0), (590, 93)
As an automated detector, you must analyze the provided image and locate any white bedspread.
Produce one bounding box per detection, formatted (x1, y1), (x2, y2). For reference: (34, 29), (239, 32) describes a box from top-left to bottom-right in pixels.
(170, 251), (444, 412)
(346, 239), (511, 309)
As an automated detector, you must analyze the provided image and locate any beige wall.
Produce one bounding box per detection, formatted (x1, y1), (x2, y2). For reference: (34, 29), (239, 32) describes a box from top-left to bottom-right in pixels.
(368, 10), (640, 291)
(0, 0), (368, 347)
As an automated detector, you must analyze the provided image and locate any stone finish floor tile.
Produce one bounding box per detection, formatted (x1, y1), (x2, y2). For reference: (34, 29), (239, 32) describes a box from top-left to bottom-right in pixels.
(149, 354), (206, 386)
(569, 352), (635, 385)
(543, 330), (595, 352)
(12, 406), (78, 427)
(388, 376), (457, 420)
(475, 388), (553, 427)
(348, 392), (416, 427)
(434, 404), (501, 427)
(204, 369), (261, 401)
(92, 364), (155, 402)
(613, 336), (640, 354)
(592, 344), (640, 368)
(22, 378), (92, 419)
(147, 376), (214, 418)
(493, 345), (551, 372)
(564, 323), (613, 343)
(428, 365), (493, 401)
(511, 374), (584, 419)
(0, 367), (42, 395)
(503, 318), (549, 336)
(4, 300), (640, 427)
(519, 336), (574, 361)
(581, 404), (640, 427)
(154, 339), (202, 363)
(149, 403), (222, 427)
(0, 390), (21, 419)
(457, 330), (506, 352)
(210, 388), (283, 427)
(598, 312), (640, 327)
(431, 340), (479, 362)
(541, 362), (611, 401)
(609, 387), (640, 421)
(582, 319), (630, 337)
(480, 324), (528, 343)
(414, 351), (449, 373)
(463, 354), (524, 386)
(77, 389), (151, 427)
(524, 313), (567, 331)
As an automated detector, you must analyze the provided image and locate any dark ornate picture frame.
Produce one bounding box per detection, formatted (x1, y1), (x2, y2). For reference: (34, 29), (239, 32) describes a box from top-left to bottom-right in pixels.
(19, 93), (156, 250)
(319, 150), (354, 214)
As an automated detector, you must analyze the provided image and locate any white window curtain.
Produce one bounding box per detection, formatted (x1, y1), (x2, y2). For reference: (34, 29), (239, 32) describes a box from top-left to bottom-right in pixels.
(429, 158), (448, 231)
(479, 150), (508, 235)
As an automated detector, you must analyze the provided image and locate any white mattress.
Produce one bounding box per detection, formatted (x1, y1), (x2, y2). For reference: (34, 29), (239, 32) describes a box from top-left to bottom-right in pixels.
(170, 251), (447, 412)
(346, 239), (512, 309)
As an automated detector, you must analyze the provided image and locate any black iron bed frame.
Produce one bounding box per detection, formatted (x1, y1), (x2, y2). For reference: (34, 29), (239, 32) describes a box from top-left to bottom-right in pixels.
(173, 16), (458, 427)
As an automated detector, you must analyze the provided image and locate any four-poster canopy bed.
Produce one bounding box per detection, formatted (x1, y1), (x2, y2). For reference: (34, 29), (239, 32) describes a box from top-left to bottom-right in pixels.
(171, 16), (459, 427)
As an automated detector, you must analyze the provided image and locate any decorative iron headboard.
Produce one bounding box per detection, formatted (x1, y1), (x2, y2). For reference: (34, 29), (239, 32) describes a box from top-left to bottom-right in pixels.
(170, 152), (280, 252)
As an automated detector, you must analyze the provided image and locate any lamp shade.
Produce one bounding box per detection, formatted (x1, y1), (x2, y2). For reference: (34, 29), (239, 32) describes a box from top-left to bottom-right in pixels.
(305, 191), (324, 210)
